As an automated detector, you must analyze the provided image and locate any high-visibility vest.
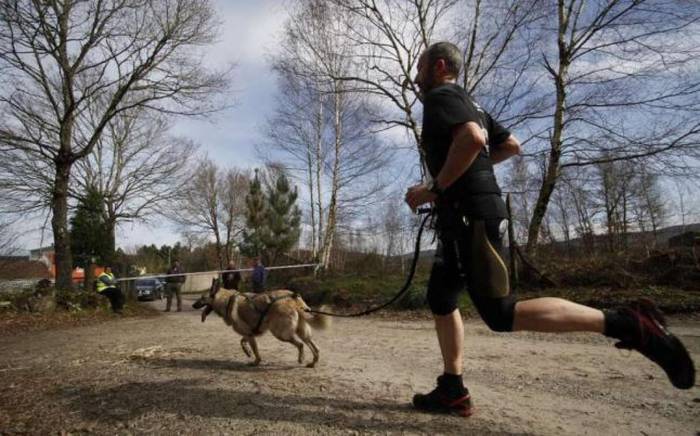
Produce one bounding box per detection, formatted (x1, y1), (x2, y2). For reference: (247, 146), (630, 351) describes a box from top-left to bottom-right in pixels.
(96, 272), (115, 293)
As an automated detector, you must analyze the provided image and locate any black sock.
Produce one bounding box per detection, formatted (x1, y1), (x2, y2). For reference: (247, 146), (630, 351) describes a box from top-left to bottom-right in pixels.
(603, 309), (637, 340)
(440, 373), (467, 396)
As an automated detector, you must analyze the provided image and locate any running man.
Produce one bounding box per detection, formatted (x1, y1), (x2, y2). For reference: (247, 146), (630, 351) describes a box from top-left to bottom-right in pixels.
(404, 41), (695, 417)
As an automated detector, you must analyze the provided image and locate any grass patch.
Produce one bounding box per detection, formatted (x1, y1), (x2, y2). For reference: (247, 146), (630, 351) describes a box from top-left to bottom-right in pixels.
(519, 285), (700, 314)
(287, 268), (477, 313)
(285, 271), (700, 316)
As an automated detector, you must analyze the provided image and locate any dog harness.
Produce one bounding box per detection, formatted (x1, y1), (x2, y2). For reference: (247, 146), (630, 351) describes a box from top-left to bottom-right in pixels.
(226, 292), (299, 335)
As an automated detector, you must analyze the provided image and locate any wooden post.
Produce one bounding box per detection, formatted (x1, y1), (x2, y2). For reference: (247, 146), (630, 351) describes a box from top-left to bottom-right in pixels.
(506, 194), (519, 289)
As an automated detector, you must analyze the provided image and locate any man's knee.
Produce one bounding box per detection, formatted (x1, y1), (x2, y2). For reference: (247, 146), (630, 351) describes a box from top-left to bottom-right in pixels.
(475, 295), (516, 332)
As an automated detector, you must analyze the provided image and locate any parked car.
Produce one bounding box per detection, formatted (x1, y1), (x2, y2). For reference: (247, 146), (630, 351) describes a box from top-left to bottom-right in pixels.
(135, 278), (163, 301)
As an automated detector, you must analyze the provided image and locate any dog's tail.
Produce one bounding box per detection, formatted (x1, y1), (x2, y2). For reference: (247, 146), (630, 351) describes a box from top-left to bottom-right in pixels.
(306, 305), (331, 330)
(296, 297), (331, 330)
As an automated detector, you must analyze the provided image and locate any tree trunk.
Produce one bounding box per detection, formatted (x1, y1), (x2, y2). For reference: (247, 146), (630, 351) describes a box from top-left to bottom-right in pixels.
(307, 145), (317, 258)
(526, 1), (569, 255)
(52, 159), (74, 290)
(309, 95), (324, 259)
(105, 216), (117, 265)
(319, 85), (342, 270)
(85, 261), (95, 294)
(525, 117), (563, 254)
(214, 235), (224, 270)
(315, 95), (325, 256)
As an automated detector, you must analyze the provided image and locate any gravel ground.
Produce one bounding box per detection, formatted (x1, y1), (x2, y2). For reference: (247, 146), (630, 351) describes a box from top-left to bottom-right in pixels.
(0, 295), (698, 435)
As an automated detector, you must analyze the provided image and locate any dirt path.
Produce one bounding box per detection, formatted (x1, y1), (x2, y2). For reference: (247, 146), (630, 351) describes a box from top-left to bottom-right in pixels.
(1, 296), (698, 435)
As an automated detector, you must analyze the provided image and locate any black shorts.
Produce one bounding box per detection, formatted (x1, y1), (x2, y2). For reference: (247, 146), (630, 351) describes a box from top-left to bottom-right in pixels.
(426, 214), (516, 331)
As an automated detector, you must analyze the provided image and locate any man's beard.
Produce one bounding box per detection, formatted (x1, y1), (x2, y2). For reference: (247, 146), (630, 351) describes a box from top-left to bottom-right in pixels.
(416, 73), (438, 102)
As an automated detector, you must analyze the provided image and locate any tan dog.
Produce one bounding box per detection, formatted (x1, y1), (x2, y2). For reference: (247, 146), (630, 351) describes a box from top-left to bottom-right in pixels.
(192, 279), (330, 367)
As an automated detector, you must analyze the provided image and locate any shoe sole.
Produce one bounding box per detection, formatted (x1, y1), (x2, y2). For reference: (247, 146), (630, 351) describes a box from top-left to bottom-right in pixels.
(631, 298), (696, 389)
(413, 394), (474, 417)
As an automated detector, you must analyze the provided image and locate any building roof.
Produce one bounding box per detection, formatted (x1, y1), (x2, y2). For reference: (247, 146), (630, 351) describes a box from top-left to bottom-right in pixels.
(0, 258), (51, 280)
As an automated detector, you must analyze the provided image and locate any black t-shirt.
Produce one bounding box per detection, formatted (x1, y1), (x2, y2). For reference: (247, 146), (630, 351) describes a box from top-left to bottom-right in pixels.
(421, 83), (510, 218)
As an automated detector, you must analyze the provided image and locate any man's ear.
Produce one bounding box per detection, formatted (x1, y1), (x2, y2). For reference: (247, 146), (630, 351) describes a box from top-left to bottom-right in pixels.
(434, 58), (445, 74)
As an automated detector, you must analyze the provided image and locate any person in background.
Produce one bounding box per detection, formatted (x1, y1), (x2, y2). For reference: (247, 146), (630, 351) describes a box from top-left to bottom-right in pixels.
(250, 257), (267, 293)
(222, 260), (242, 290)
(96, 266), (124, 314)
(164, 260), (186, 312)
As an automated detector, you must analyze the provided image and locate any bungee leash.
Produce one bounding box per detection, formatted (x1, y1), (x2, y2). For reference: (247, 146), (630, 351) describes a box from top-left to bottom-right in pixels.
(304, 208), (433, 318)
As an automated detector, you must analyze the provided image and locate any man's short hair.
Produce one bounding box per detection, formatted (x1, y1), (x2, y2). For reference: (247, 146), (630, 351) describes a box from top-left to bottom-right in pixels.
(425, 41), (462, 77)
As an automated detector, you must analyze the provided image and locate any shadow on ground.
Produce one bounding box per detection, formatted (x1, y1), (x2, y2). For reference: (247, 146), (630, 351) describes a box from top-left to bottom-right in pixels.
(142, 357), (300, 372)
(59, 378), (531, 435)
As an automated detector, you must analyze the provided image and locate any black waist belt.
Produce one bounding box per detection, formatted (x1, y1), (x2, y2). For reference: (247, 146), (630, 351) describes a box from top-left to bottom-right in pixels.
(453, 170), (501, 195)
(438, 195), (508, 220)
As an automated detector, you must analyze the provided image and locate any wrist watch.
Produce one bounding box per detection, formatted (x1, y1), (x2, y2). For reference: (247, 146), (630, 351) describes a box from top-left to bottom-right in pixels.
(428, 179), (444, 196)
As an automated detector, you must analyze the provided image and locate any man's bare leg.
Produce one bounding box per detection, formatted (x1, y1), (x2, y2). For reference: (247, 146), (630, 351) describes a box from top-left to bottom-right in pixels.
(414, 308), (472, 416)
(511, 297), (694, 389)
(435, 309), (464, 374)
(513, 297), (604, 333)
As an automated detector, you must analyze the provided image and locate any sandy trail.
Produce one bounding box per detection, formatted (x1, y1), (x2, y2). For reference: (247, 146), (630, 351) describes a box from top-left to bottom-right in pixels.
(0, 296), (698, 435)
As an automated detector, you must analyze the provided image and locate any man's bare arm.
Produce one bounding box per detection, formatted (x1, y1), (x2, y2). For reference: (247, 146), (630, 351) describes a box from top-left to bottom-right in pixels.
(489, 134), (521, 164)
(433, 121), (485, 191)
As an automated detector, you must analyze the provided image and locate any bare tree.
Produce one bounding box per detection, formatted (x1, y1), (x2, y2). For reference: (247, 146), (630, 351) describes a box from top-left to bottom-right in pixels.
(593, 157), (669, 252)
(635, 170), (666, 239)
(0, 218), (19, 257)
(261, 75), (328, 258)
(550, 182), (573, 249)
(524, 0), (700, 254)
(669, 178), (700, 233)
(268, 0), (394, 270)
(220, 169), (249, 266)
(322, 0), (454, 158)
(596, 158), (636, 252)
(0, 218), (21, 273)
(173, 158), (248, 269)
(73, 108), (196, 257)
(380, 195), (418, 272)
(0, 0), (230, 289)
(503, 155), (538, 241)
(173, 159), (221, 265)
(456, 0), (547, 129)
(321, 0), (545, 161)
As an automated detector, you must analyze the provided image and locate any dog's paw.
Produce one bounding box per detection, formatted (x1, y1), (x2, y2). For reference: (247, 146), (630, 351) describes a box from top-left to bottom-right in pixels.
(305, 362), (316, 368)
(247, 360), (261, 367)
(240, 340), (252, 358)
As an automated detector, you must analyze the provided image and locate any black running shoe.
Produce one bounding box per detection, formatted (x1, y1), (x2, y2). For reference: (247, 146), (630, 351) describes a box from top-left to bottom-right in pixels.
(614, 298), (695, 389)
(412, 375), (473, 417)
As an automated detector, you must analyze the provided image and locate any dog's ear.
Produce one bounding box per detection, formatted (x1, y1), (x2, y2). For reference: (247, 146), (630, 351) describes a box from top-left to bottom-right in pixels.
(209, 278), (220, 297)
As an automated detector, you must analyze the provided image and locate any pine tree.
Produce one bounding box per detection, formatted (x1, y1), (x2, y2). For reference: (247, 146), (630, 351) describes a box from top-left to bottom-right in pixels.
(240, 170), (267, 259)
(70, 186), (112, 268)
(261, 173), (301, 265)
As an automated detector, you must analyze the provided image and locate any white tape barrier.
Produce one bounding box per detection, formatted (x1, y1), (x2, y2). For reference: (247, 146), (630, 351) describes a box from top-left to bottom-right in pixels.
(115, 263), (320, 282)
